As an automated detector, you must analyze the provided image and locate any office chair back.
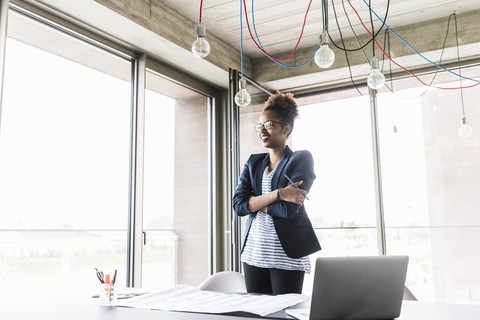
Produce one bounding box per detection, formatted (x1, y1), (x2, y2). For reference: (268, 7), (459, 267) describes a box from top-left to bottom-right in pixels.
(197, 271), (247, 293)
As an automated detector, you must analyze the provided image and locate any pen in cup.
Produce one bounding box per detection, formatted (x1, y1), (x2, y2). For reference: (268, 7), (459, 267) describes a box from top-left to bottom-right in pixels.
(95, 268), (105, 283)
(284, 174), (310, 200)
(96, 268), (117, 304)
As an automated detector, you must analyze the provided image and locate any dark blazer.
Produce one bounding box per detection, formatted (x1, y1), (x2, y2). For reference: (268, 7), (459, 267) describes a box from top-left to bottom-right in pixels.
(233, 146), (321, 259)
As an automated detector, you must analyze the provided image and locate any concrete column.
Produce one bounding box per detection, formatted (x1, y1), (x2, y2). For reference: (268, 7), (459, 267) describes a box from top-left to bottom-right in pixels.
(173, 95), (209, 285)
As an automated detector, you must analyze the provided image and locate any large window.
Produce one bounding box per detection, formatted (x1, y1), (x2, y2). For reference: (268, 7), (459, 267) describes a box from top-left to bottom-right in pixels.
(237, 66), (480, 303)
(0, 6), (214, 303)
(377, 73), (480, 303)
(292, 95), (379, 254)
(0, 10), (132, 302)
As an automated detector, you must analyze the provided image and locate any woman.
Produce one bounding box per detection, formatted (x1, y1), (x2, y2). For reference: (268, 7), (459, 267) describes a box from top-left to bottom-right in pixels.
(233, 92), (321, 295)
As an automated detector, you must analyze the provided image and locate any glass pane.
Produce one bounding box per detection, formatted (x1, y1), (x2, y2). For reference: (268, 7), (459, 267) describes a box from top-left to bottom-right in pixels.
(293, 95), (377, 229)
(143, 70), (209, 289)
(378, 69), (480, 303)
(0, 11), (132, 302)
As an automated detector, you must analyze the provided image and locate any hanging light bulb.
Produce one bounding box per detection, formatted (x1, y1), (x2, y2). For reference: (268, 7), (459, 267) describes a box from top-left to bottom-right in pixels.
(234, 77), (251, 107)
(192, 23), (210, 58)
(314, 31), (335, 68)
(367, 57), (386, 90)
(459, 117), (473, 138)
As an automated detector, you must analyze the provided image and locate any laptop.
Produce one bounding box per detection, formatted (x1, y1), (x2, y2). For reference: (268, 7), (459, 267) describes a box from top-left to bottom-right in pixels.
(287, 255), (409, 320)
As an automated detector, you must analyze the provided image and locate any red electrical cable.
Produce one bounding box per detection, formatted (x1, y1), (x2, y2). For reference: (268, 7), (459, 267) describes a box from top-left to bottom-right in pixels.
(199, 0), (203, 23)
(242, 0), (313, 61)
(347, 0), (480, 90)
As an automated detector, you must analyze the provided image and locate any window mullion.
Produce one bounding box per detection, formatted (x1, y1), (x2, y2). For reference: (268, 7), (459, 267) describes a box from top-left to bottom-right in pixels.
(127, 53), (146, 287)
(0, 0), (8, 126)
(369, 87), (387, 255)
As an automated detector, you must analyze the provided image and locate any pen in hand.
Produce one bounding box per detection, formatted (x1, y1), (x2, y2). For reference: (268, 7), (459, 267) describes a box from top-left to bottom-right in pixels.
(284, 174), (310, 201)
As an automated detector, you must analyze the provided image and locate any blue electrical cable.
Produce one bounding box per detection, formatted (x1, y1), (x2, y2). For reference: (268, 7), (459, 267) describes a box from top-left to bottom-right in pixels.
(361, 0), (480, 83)
(251, 0), (320, 68)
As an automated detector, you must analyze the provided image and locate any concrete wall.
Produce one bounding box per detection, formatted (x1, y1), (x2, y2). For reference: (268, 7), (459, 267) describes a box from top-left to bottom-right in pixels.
(421, 84), (480, 302)
(173, 95), (209, 286)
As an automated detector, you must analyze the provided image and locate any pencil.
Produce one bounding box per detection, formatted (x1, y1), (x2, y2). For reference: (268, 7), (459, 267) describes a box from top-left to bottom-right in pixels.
(284, 174), (310, 200)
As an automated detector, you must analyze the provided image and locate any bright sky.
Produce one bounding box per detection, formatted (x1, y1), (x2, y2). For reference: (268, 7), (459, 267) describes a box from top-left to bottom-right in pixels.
(0, 38), (176, 230)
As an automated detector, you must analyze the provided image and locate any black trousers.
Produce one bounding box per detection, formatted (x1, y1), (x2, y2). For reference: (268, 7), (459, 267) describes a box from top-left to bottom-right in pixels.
(243, 262), (305, 295)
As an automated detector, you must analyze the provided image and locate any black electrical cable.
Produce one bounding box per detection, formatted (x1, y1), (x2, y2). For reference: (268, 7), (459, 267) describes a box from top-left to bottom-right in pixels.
(382, 13), (456, 99)
(337, 1), (455, 99)
(381, 29), (393, 90)
(331, 0), (364, 96)
(454, 13), (466, 116)
(328, 0), (390, 52)
(369, 0), (375, 57)
(341, 0), (370, 62)
(387, 30), (393, 90)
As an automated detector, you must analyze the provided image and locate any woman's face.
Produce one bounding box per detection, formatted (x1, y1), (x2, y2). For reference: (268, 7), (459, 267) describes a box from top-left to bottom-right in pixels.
(257, 110), (290, 149)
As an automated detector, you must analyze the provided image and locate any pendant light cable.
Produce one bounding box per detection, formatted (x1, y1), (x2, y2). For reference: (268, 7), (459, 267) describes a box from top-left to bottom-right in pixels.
(369, 0), (375, 57)
(341, 0), (370, 62)
(383, 14), (452, 99)
(360, 0), (480, 84)
(329, 0), (390, 52)
(454, 13), (466, 117)
(349, 0), (480, 90)
(247, 0), (313, 61)
(322, 0), (328, 32)
(331, 0), (364, 96)
(250, 0), (320, 68)
(382, 29), (392, 89)
(240, 0), (244, 77)
(321, 0), (326, 32)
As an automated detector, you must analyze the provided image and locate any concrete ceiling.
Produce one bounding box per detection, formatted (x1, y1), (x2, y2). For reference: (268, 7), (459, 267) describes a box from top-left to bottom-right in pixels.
(161, 0), (480, 59)
(14, 0), (480, 91)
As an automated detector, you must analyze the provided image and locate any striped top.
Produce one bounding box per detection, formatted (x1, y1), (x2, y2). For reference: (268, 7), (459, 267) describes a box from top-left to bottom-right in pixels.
(241, 166), (311, 273)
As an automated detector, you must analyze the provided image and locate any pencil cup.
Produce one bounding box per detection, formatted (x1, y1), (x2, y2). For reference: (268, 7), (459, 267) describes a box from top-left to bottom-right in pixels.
(99, 282), (117, 305)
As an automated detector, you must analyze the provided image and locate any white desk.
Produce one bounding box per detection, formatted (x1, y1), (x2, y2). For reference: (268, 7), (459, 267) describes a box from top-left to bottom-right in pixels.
(397, 300), (480, 320)
(1, 298), (479, 320)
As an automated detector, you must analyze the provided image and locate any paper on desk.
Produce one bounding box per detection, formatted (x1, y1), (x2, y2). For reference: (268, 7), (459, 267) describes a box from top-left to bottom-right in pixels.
(115, 284), (308, 317)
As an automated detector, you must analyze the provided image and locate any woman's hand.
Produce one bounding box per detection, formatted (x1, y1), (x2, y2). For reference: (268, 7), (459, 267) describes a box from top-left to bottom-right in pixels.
(280, 181), (307, 206)
(246, 181), (307, 213)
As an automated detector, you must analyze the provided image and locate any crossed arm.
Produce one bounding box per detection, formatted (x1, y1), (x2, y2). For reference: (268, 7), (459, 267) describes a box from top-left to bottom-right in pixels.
(233, 151), (315, 219)
(247, 181), (307, 213)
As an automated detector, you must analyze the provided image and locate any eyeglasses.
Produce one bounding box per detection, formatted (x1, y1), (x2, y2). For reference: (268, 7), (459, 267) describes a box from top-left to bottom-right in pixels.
(255, 120), (284, 132)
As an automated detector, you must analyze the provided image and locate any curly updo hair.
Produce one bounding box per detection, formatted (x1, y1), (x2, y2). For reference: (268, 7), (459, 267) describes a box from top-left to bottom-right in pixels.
(263, 92), (299, 137)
